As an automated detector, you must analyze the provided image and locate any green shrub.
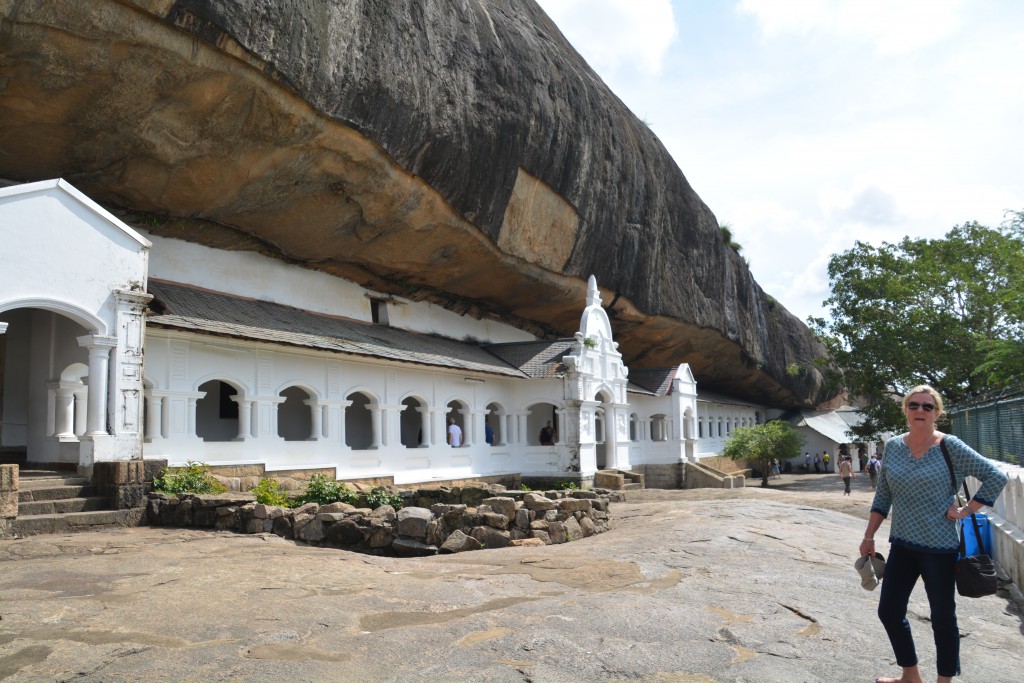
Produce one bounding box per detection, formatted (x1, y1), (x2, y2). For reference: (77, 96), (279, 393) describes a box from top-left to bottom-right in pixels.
(553, 481), (579, 490)
(296, 473), (357, 506)
(361, 486), (403, 510)
(153, 461), (226, 495)
(249, 477), (295, 508)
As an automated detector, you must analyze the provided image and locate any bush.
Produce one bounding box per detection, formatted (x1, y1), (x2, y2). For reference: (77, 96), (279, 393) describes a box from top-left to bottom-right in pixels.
(553, 481), (579, 490)
(361, 486), (403, 510)
(153, 461), (226, 495)
(249, 478), (295, 508)
(296, 473), (357, 506)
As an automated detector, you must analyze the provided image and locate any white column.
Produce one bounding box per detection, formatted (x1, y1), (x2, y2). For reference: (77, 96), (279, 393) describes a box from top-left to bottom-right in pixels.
(495, 411), (507, 446)
(77, 336), (117, 436)
(53, 382), (76, 438)
(187, 396), (200, 438)
(73, 387), (88, 436)
(304, 399), (323, 440)
(146, 393), (164, 441)
(232, 397), (252, 441)
(416, 407), (431, 448)
(369, 405), (384, 449)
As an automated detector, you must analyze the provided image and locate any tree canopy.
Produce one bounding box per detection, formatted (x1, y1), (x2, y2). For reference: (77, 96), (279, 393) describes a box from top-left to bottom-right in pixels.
(722, 420), (804, 487)
(811, 211), (1024, 438)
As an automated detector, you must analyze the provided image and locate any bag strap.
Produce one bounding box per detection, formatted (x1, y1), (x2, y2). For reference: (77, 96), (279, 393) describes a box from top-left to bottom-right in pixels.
(939, 437), (986, 555)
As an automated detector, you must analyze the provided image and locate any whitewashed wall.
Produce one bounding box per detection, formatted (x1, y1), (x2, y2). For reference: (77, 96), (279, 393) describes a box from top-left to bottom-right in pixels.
(144, 232), (534, 345)
(696, 400), (763, 458)
(0, 180), (151, 469)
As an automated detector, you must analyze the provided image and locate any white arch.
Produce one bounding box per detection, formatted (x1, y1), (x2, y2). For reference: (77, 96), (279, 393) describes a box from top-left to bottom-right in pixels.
(60, 362), (89, 382)
(275, 380), (321, 400)
(193, 374), (249, 395)
(0, 297), (108, 335)
(398, 390), (431, 406)
(344, 386), (380, 403)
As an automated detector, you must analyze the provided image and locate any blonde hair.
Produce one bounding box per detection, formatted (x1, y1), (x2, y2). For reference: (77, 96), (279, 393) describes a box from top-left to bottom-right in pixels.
(902, 385), (945, 416)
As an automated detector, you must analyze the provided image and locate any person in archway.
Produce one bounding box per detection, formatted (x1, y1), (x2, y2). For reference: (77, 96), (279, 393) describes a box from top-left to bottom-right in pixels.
(484, 421), (494, 445)
(446, 416), (462, 448)
(539, 421), (554, 445)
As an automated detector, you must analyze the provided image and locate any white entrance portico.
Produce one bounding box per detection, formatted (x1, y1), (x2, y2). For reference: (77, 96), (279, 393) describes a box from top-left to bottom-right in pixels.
(0, 179), (151, 474)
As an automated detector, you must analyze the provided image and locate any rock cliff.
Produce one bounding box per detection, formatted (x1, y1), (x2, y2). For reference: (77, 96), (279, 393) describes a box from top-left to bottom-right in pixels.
(0, 0), (833, 406)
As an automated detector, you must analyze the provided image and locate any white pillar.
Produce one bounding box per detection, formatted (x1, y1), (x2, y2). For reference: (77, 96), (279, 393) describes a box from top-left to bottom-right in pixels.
(77, 336), (117, 436)
(232, 397), (253, 441)
(53, 382), (76, 438)
(146, 393), (164, 441)
(304, 399), (323, 440)
(416, 407), (431, 448)
(187, 396), (200, 438)
(495, 411), (507, 446)
(73, 387), (88, 436)
(369, 404), (383, 449)
(517, 411), (529, 445)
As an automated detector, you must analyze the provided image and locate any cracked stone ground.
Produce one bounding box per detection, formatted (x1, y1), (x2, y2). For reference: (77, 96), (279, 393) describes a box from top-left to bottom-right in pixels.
(2, 475), (1022, 682)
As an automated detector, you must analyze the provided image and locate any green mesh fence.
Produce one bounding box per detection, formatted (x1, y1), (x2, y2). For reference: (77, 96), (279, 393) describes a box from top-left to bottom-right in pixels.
(949, 390), (1024, 466)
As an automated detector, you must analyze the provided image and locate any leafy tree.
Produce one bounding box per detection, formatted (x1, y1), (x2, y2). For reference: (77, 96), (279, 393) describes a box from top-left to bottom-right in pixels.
(722, 421), (804, 487)
(811, 212), (1024, 438)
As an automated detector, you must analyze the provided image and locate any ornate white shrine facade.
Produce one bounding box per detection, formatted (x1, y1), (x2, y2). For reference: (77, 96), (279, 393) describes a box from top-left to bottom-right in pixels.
(1, 179), (763, 486)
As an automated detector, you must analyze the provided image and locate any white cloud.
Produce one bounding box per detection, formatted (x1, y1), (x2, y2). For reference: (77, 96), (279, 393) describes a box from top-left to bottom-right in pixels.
(534, 0), (678, 74)
(536, 0), (1024, 323)
(737, 0), (965, 54)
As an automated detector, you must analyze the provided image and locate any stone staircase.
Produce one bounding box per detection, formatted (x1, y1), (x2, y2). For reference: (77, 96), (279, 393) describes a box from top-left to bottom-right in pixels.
(593, 468), (644, 491)
(11, 468), (140, 536)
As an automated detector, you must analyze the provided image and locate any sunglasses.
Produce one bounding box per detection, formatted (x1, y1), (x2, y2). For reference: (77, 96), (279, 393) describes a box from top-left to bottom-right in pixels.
(907, 401), (936, 412)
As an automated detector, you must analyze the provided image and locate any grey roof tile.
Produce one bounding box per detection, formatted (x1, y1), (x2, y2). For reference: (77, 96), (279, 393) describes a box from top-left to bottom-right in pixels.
(482, 340), (576, 378)
(146, 280), (527, 378)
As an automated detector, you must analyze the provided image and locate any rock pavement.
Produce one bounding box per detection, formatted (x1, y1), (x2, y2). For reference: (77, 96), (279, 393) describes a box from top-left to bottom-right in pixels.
(2, 474), (1021, 682)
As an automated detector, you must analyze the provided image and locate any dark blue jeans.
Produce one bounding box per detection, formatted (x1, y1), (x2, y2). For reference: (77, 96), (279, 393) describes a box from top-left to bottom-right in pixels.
(877, 543), (960, 677)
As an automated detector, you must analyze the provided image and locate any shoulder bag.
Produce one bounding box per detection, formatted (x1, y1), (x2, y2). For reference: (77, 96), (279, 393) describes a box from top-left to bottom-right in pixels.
(940, 438), (998, 598)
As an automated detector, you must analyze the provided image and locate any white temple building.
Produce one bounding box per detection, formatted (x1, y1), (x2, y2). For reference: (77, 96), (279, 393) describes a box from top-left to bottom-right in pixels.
(0, 179), (766, 487)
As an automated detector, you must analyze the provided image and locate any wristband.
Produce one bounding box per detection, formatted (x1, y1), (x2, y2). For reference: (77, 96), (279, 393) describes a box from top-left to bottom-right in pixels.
(863, 538), (874, 542)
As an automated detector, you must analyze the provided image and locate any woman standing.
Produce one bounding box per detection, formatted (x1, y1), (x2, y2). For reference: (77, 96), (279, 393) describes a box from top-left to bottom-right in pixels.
(860, 385), (1007, 683)
(838, 455), (854, 495)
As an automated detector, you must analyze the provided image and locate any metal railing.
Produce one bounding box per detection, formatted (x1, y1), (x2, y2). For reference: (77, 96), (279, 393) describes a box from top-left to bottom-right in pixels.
(948, 388), (1024, 466)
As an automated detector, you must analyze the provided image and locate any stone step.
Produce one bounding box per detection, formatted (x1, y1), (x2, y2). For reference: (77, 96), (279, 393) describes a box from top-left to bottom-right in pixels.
(621, 482), (643, 490)
(11, 509), (142, 536)
(19, 474), (91, 489)
(19, 483), (97, 502)
(18, 496), (111, 516)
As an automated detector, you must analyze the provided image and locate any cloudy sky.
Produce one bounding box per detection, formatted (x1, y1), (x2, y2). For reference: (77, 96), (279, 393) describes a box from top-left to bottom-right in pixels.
(534, 0), (1024, 323)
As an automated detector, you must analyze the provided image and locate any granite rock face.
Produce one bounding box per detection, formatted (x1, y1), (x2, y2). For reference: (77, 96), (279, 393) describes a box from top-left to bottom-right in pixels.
(0, 0), (833, 406)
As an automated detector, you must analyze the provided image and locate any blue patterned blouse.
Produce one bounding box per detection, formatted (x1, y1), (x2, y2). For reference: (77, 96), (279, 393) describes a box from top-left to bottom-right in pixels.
(870, 434), (1008, 553)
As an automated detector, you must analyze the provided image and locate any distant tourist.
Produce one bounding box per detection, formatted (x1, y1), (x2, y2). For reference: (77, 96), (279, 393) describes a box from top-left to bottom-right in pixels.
(867, 454), (880, 489)
(447, 416), (462, 448)
(485, 422), (494, 445)
(861, 384), (1007, 683)
(805, 452), (811, 472)
(813, 453), (821, 473)
(822, 450), (830, 473)
(539, 421), (554, 445)
(838, 456), (854, 495)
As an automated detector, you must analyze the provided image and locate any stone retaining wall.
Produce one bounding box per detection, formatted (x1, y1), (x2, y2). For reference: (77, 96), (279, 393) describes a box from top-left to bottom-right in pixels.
(146, 484), (622, 556)
(634, 463), (684, 489)
(0, 464), (17, 537)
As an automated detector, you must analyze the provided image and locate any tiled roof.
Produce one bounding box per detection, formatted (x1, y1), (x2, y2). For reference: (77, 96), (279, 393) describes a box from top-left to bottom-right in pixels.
(627, 367), (678, 396)
(146, 280), (528, 378)
(482, 340), (576, 378)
